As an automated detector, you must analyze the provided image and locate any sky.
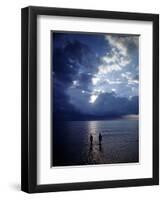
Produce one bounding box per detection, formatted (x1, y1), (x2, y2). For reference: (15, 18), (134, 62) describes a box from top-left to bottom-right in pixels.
(52, 32), (139, 121)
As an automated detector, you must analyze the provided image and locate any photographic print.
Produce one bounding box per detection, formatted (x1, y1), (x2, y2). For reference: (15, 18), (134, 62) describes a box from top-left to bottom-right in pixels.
(52, 31), (139, 167)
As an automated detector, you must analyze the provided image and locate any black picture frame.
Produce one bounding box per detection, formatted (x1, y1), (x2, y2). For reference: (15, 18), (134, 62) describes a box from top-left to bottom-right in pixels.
(21, 6), (159, 193)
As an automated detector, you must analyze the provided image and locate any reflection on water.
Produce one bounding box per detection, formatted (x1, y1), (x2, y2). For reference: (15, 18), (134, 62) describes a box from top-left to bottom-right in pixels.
(53, 119), (139, 166)
(88, 121), (98, 135)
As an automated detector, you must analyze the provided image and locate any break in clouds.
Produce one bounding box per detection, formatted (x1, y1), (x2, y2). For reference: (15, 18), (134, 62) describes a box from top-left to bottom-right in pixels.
(52, 32), (139, 120)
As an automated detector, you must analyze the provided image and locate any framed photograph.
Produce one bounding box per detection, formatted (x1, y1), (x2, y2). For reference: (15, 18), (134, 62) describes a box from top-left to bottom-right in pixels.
(21, 6), (159, 193)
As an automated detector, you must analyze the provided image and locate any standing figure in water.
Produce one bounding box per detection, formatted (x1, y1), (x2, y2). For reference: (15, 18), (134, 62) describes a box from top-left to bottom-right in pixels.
(90, 134), (93, 145)
(99, 133), (102, 145)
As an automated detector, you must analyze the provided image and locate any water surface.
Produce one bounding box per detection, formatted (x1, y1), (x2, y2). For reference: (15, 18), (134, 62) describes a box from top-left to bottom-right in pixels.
(53, 119), (139, 166)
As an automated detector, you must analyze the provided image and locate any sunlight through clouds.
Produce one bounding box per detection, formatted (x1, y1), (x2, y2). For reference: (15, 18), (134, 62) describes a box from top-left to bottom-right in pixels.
(89, 94), (98, 104)
(89, 34), (139, 98)
(98, 64), (121, 74)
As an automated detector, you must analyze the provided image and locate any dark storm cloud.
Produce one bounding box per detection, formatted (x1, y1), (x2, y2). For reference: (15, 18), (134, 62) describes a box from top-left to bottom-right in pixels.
(53, 46), (78, 86)
(92, 92), (138, 117)
(54, 90), (138, 120)
(53, 39), (99, 88)
(53, 79), (82, 121)
(53, 34), (100, 120)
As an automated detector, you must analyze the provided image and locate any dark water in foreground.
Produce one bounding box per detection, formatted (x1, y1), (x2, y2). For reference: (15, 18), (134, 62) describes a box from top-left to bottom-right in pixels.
(53, 119), (139, 166)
